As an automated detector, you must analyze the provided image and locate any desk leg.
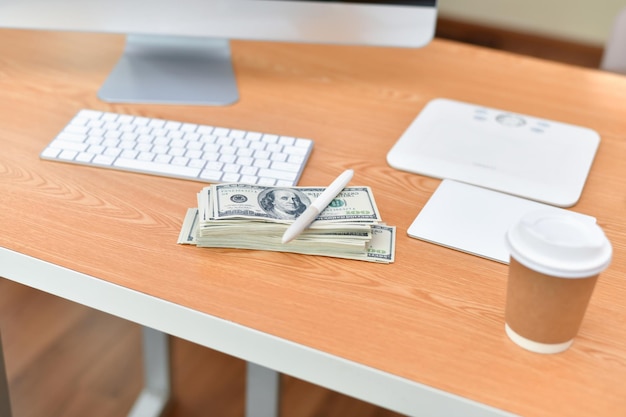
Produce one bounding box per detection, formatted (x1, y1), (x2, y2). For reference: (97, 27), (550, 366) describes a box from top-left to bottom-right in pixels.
(0, 334), (12, 417)
(127, 327), (171, 417)
(245, 362), (281, 417)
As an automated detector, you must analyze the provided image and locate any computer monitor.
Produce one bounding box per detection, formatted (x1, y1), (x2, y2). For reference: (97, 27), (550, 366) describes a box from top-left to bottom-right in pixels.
(0, 0), (438, 105)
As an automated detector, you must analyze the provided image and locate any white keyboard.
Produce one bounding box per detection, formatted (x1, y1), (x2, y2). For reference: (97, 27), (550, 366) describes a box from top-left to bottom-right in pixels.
(41, 109), (314, 186)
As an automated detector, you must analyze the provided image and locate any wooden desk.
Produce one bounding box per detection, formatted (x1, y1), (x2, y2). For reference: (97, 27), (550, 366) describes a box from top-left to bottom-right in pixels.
(1, 29), (626, 417)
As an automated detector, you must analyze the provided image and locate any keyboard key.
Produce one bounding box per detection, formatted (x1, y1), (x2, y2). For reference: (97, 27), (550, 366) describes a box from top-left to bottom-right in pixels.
(120, 150), (139, 159)
(63, 125), (90, 135)
(229, 129), (246, 139)
(188, 159), (207, 169)
(223, 163), (241, 173)
(200, 169), (224, 182)
(253, 159), (271, 169)
(288, 155), (305, 164)
(283, 145), (310, 156)
(267, 144), (284, 154)
(270, 153), (288, 162)
(103, 148), (122, 158)
(41, 147), (61, 158)
(258, 168), (297, 182)
(49, 139), (88, 152)
(114, 158), (201, 178)
(93, 155), (116, 166)
(257, 177), (277, 186)
(181, 123), (198, 132)
(271, 161), (303, 172)
(172, 156), (190, 166)
(205, 161), (224, 171)
(241, 166), (258, 176)
(262, 134), (279, 144)
(246, 132), (263, 141)
(154, 154), (172, 164)
(222, 172), (241, 182)
(58, 150), (78, 160)
(213, 127), (230, 137)
(138, 152), (156, 162)
(278, 136), (295, 146)
(241, 175), (259, 184)
(294, 138), (311, 147)
(75, 152), (95, 163)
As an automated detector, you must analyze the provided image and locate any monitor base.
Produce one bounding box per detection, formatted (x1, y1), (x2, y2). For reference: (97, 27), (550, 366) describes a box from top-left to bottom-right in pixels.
(98, 35), (239, 106)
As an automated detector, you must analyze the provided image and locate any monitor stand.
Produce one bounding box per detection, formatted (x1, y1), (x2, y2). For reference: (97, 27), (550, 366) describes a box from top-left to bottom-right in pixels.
(98, 35), (239, 106)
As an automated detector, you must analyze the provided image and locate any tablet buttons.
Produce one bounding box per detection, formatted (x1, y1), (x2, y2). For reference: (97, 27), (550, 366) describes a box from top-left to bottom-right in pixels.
(496, 113), (526, 127)
(474, 108), (489, 121)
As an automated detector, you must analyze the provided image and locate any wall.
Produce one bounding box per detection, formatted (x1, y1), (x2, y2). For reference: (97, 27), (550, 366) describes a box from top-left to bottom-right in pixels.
(438, 0), (626, 46)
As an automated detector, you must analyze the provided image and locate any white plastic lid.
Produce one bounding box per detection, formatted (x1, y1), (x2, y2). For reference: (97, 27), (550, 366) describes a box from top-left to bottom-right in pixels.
(506, 210), (612, 278)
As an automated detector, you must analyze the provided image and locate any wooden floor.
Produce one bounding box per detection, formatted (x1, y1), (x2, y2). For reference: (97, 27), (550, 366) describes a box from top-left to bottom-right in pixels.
(0, 279), (404, 417)
(0, 20), (606, 417)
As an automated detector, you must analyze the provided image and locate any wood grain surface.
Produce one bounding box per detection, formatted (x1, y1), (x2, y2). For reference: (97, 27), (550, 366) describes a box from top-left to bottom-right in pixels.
(1, 29), (626, 417)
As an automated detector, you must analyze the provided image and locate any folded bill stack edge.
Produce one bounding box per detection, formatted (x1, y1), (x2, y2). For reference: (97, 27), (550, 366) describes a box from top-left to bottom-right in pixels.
(177, 183), (396, 263)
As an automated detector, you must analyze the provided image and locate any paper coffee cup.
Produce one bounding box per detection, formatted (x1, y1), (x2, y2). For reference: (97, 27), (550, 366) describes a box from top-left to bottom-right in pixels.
(504, 210), (612, 354)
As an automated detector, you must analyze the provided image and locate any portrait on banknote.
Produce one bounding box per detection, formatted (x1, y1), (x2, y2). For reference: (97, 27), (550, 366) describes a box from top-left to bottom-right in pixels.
(258, 188), (311, 220)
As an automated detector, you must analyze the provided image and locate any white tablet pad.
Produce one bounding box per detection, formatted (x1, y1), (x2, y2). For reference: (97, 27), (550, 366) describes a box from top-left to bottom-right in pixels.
(407, 180), (596, 263)
(387, 98), (600, 207)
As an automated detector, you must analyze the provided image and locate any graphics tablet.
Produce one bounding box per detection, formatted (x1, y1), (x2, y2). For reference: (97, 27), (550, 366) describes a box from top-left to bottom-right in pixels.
(387, 98), (600, 207)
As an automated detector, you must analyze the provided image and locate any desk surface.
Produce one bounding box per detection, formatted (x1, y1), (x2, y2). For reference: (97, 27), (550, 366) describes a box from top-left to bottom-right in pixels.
(1, 29), (626, 417)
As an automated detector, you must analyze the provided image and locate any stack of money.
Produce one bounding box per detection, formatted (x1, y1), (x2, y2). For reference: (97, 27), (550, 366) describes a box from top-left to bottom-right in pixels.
(178, 183), (396, 263)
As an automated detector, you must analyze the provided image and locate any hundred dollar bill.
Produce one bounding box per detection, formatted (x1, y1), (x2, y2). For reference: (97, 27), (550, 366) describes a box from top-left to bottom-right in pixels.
(177, 208), (199, 245)
(198, 221), (373, 241)
(208, 183), (382, 223)
(177, 208), (396, 263)
(197, 187), (212, 222)
(366, 224), (396, 263)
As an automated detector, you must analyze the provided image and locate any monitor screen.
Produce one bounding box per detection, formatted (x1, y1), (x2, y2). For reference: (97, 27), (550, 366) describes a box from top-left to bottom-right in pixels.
(0, 0), (438, 105)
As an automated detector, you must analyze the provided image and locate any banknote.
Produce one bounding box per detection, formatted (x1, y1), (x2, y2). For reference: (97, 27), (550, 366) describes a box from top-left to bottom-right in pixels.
(178, 208), (199, 245)
(204, 183), (382, 223)
(366, 224), (396, 263)
(180, 183), (394, 263)
(177, 208), (396, 263)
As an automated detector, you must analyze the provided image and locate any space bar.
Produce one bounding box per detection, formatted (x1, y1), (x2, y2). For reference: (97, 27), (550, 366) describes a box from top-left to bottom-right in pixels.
(114, 158), (201, 178)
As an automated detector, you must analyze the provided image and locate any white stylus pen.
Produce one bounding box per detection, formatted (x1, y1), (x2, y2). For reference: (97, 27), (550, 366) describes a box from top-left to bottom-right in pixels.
(281, 169), (354, 244)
